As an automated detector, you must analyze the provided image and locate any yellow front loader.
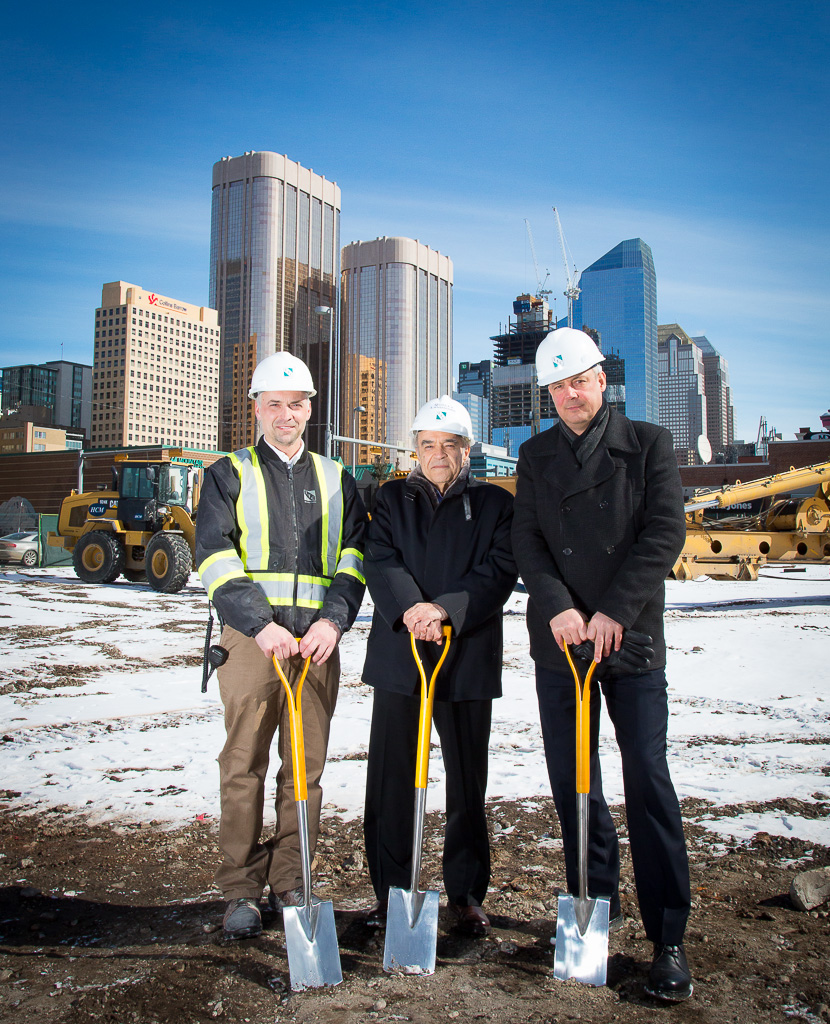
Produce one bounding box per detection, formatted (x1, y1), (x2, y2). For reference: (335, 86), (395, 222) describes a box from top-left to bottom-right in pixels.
(48, 451), (203, 593)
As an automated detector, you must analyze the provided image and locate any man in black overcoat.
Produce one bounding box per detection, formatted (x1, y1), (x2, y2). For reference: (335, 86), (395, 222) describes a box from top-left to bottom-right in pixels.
(362, 395), (517, 935)
(512, 327), (693, 1001)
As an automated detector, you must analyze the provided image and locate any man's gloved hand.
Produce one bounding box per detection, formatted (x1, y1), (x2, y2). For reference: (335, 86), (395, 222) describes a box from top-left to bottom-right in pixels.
(571, 629), (654, 674)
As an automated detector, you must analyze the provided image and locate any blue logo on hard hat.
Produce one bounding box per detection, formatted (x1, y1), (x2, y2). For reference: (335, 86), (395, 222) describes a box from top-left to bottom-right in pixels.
(437, 410), (447, 419)
(283, 367), (294, 377)
(552, 354), (564, 366)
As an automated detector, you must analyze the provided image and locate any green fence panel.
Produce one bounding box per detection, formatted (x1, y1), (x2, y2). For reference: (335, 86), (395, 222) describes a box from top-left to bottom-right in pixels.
(39, 514), (72, 566)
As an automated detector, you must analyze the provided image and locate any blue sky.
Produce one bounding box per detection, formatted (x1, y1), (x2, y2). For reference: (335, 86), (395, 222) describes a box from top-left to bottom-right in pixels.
(1, 0), (827, 443)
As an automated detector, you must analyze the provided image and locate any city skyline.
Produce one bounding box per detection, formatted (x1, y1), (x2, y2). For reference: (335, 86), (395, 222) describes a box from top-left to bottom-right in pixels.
(1, 1), (827, 445)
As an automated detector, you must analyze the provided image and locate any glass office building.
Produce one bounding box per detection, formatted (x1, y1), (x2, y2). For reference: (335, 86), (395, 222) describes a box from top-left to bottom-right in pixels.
(1, 360), (92, 439)
(340, 237), (452, 468)
(572, 238), (658, 423)
(210, 152), (341, 452)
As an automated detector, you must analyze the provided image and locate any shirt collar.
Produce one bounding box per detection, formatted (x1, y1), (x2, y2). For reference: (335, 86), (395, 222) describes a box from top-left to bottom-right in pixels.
(263, 438), (305, 466)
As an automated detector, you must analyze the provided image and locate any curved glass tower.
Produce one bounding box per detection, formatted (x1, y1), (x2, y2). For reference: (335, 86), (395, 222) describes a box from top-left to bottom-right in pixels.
(572, 238), (658, 423)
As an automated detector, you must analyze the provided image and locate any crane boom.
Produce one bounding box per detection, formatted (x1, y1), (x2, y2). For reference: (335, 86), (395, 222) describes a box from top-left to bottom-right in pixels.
(524, 219), (551, 299)
(552, 206), (580, 325)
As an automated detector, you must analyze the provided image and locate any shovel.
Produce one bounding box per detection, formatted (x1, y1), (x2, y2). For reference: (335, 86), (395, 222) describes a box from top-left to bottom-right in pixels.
(272, 650), (342, 992)
(383, 625), (452, 975)
(552, 643), (610, 987)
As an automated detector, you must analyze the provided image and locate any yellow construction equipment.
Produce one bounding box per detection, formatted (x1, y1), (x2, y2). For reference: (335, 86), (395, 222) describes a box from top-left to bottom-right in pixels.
(48, 450), (203, 592)
(481, 459), (830, 582)
(673, 460), (830, 581)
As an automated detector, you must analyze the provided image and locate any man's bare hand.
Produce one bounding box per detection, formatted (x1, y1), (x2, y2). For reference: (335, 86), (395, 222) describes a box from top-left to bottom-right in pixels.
(299, 618), (341, 665)
(402, 602), (448, 644)
(549, 608), (588, 651)
(585, 611), (624, 663)
(255, 622), (300, 661)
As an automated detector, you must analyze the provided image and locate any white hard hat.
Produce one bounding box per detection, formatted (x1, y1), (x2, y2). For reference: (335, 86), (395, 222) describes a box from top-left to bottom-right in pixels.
(411, 395), (474, 442)
(535, 327), (605, 387)
(248, 351), (316, 398)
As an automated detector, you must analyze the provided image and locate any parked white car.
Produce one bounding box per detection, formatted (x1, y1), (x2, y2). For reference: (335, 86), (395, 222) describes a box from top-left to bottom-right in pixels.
(0, 530), (39, 567)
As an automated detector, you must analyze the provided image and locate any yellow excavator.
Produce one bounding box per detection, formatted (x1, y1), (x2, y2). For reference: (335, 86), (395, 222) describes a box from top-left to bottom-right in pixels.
(672, 460), (830, 580)
(48, 451), (202, 592)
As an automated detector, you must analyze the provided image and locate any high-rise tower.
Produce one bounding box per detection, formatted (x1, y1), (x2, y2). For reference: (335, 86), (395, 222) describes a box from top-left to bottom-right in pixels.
(340, 237), (452, 467)
(210, 151), (341, 452)
(692, 335), (735, 453)
(657, 324), (707, 464)
(572, 238), (658, 423)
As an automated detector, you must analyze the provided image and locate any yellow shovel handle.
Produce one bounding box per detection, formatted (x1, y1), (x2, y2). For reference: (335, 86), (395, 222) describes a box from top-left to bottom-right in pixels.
(564, 643), (597, 795)
(410, 625), (452, 790)
(272, 645), (313, 801)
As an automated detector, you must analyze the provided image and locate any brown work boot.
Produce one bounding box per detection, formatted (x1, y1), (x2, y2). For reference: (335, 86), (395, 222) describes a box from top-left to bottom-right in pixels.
(268, 886), (304, 912)
(222, 897), (262, 939)
(448, 903), (491, 936)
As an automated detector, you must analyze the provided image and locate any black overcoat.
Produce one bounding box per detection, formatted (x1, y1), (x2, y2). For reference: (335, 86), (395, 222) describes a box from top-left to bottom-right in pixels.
(362, 474), (517, 700)
(511, 408), (686, 674)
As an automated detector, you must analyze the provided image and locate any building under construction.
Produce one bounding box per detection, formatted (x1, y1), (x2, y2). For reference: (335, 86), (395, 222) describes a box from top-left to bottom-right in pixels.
(490, 294), (558, 437)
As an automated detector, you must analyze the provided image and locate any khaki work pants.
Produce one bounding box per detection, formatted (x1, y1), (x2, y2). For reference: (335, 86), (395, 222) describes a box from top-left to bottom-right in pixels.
(215, 625), (339, 899)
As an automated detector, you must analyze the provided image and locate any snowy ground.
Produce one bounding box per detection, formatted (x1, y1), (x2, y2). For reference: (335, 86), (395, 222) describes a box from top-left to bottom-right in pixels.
(1, 566), (828, 848)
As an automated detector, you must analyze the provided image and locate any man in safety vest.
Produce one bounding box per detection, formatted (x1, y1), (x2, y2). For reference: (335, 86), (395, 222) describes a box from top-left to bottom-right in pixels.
(196, 351), (367, 940)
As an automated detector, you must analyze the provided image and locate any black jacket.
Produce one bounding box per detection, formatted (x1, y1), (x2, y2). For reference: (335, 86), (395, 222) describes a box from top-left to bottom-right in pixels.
(512, 408), (685, 674)
(195, 439), (367, 638)
(362, 471), (517, 701)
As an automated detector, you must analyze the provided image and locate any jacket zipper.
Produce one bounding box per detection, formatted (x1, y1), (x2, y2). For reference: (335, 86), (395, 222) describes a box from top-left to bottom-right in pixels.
(287, 464), (300, 620)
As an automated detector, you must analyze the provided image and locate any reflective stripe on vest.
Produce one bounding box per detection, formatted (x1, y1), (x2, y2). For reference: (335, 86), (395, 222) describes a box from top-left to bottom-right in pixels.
(228, 447), (269, 571)
(336, 546), (365, 584)
(308, 451), (344, 577)
(198, 548), (248, 601)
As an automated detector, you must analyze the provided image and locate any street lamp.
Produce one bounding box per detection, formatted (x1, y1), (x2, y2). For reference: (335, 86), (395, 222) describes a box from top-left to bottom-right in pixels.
(352, 405), (367, 477)
(315, 305), (334, 458)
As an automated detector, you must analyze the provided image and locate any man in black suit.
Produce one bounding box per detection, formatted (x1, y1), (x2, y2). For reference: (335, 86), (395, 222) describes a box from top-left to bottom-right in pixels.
(362, 396), (517, 935)
(512, 327), (693, 1001)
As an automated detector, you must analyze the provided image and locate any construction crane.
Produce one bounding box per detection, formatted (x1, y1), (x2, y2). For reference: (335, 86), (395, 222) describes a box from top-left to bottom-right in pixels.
(552, 206), (580, 326)
(524, 219), (551, 300)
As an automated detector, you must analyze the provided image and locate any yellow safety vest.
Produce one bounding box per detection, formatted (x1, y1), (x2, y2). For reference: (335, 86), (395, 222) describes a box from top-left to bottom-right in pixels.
(198, 447), (364, 610)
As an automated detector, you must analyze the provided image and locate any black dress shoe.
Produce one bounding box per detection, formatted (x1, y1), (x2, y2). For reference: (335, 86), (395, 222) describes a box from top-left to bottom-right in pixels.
(448, 903), (490, 936)
(364, 899), (388, 927)
(645, 943), (693, 1001)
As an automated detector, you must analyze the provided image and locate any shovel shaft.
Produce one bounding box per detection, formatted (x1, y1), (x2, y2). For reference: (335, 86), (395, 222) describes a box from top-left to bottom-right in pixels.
(273, 650), (315, 909)
(410, 627), (452, 790)
(409, 787), (427, 892)
(564, 644), (596, 795)
(272, 649), (312, 801)
(296, 798), (314, 913)
(577, 791), (589, 903)
(564, 644), (597, 903)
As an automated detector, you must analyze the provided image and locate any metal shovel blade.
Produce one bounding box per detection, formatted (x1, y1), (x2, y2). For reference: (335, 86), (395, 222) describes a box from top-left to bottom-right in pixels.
(553, 893), (610, 987)
(282, 897), (343, 991)
(383, 885), (440, 975)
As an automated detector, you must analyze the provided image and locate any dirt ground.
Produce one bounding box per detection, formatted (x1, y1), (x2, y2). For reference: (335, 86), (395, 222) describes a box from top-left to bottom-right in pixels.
(1, 795), (828, 1024)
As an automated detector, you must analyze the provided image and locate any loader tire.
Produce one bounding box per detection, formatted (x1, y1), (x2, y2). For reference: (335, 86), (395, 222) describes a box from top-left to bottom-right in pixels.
(145, 533), (192, 593)
(73, 531), (125, 584)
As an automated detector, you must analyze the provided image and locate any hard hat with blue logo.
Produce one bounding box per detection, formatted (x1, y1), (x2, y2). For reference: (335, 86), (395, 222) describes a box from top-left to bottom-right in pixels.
(535, 327), (604, 388)
(411, 395), (474, 442)
(248, 351), (317, 398)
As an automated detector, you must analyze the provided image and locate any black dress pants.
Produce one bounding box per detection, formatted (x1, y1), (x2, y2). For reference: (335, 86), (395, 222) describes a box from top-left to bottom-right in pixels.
(535, 665), (691, 944)
(363, 687), (492, 907)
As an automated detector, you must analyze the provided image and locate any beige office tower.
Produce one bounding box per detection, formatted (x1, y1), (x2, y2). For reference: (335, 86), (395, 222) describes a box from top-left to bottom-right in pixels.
(210, 151), (341, 453)
(340, 237), (452, 468)
(91, 281), (220, 450)
(657, 324), (708, 465)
